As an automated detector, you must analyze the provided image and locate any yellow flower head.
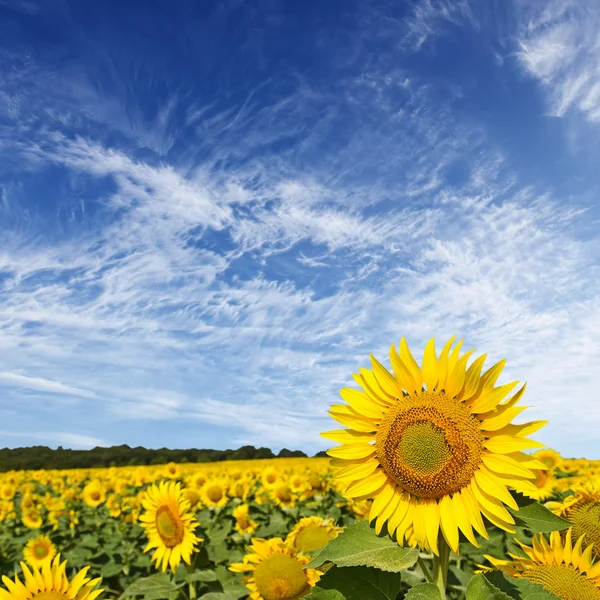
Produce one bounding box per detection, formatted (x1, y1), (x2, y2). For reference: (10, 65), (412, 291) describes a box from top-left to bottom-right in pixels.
(23, 535), (57, 568)
(548, 485), (600, 560)
(22, 508), (43, 529)
(285, 517), (342, 553)
(0, 555), (102, 600)
(139, 481), (202, 572)
(484, 530), (600, 600)
(230, 538), (321, 600)
(232, 504), (259, 535)
(82, 481), (106, 508)
(201, 479), (229, 509)
(532, 449), (562, 471)
(323, 336), (547, 555)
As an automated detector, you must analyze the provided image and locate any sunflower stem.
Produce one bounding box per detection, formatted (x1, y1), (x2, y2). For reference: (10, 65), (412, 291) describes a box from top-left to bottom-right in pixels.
(417, 557), (434, 584)
(431, 535), (451, 600)
(187, 554), (198, 600)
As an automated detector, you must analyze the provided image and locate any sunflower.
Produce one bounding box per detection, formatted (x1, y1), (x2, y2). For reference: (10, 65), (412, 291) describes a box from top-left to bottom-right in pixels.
(23, 535), (56, 568)
(22, 508), (43, 529)
(525, 468), (556, 501)
(164, 462), (180, 479)
(232, 504), (258, 535)
(82, 481), (106, 508)
(230, 538), (321, 600)
(201, 479), (229, 509)
(548, 485), (600, 560)
(532, 449), (561, 471)
(286, 517), (342, 553)
(0, 555), (103, 600)
(323, 336), (547, 554)
(269, 482), (296, 509)
(483, 530), (600, 600)
(139, 481), (202, 572)
(1, 484), (16, 500)
(261, 467), (279, 487)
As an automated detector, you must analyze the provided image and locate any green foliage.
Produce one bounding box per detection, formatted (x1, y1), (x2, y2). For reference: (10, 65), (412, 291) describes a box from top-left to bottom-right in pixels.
(307, 566), (403, 600)
(404, 583), (443, 599)
(306, 520), (419, 573)
(507, 495), (571, 534)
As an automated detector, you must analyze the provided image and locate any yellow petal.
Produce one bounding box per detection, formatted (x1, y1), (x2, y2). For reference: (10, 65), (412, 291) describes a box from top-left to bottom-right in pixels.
(340, 388), (386, 419)
(421, 338), (439, 392)
(399, 337), (423, 390)
(457, 354), (487, 402)
(370, 354), (401, 399)
(484, 436), (545, 454)
(439, 494), (459, 554)
(326, 443), (376, 460)
(469, 381), (519, 413)
(435, 336), (457, 392)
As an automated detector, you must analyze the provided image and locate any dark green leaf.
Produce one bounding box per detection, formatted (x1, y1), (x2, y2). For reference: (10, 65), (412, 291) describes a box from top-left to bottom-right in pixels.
(306, 521), (419, 573)
(508, 496), (571, 533)
(311, 565), (402, 600)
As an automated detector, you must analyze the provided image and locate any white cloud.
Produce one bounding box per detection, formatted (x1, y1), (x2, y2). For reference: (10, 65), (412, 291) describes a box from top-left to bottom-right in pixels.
(0, 430), (106, 449)
(0, 372), (96, 398)
(516, 0), (600, 123)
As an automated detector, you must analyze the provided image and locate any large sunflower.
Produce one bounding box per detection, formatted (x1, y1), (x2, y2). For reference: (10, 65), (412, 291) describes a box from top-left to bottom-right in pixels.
(139, 481), (202, 572)
(230, 538), (321, 600)
(323, 336), (547, 554)
(484, 530), (600, 599)
(0, 555), (103, 600)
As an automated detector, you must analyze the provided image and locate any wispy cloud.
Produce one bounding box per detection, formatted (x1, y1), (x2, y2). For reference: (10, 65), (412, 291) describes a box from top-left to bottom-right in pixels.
(0, 0), (599, 456)
(516, 0), (600, 123)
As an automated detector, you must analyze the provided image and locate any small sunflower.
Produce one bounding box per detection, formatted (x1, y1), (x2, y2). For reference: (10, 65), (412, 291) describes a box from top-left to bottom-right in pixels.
(548, 485), (600, 560)
(22, 508), (43, 529)
(82, 481), (106, 508)
(525, 468), (556, 501)
(23, 535), (57, 568)
(201, 479), (229, 509)
(270, 482), (296, 509)
(261, 467), (279, 487)
(533, 449), (561, 471)
(230, 538), (321, 600)
(0, 554), (102, 600)
(484, 530), (600, 600)
(232, 504), (258, 535)
(286, 517), (342, 553)
(323, 336), (547, 554)
(139, 481), (202, 572)
(164, 462), (180, 479)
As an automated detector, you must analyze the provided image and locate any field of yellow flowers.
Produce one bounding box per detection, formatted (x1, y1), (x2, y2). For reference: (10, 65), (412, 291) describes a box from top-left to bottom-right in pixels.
(0, 451), (598, 600)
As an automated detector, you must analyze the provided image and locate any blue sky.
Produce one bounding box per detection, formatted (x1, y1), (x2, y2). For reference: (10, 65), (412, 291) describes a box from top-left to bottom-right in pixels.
(1, 0), (600, 458)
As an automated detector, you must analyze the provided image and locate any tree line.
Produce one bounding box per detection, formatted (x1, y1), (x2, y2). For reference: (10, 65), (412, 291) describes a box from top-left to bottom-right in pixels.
(0, 444), (326, 472)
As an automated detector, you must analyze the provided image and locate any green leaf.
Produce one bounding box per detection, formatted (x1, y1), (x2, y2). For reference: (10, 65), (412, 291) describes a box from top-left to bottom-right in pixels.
(100, 560), (123, 578)
(508, 578), (561, 600)
(466, 574), (513, 600)
(120, 575), (184, 600)
(309, 565), (402, 600)
(201, 566), (248, 600)
(304, 588), (346, 600)
(186, 570), (218, 583)
(306, 520), (419, 573)
(507, 496), (571, 533)
(403, 583), (442, 599)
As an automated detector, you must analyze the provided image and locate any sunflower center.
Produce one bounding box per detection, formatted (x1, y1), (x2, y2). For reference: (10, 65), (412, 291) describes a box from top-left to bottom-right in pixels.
(522, 565), (600, 600)
(398, 423), (451, 474)
(534, 470), (549, 488)
(570, 499), (600, 558)
(33, 543), (50, 559)
(294, 526), (333, 553)
(90, 491), (101, 501)
(155, 505), (184, 548)
(254, 554), (310, 600)
(375, 391), (484, 499)
(206, 486), (223, 503)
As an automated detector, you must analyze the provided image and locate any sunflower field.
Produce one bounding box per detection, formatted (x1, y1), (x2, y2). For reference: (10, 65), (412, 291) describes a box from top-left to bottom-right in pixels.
(1, 337), (600, 600)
